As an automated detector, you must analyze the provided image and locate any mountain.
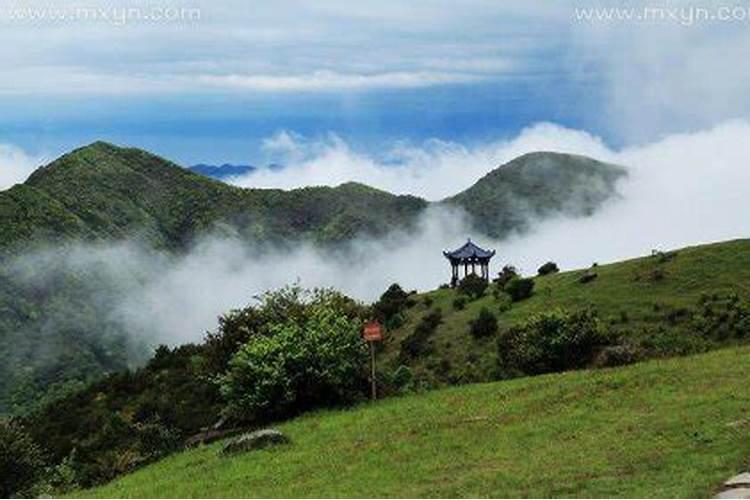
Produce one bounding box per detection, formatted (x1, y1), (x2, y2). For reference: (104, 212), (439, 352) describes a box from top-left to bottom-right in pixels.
(188, 163), (257, 179)
(2, 142), (427, 251)
(445, 152), (626, 237)
(1, 143), (626, 252)
(0, 142), (626, 414)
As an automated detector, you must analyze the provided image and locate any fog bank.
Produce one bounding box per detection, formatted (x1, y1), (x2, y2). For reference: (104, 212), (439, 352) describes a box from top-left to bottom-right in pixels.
(6, 120), (750, 348)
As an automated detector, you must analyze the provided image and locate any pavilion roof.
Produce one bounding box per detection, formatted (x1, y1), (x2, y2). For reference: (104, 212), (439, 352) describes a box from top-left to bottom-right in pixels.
(443, 239), (496, 260)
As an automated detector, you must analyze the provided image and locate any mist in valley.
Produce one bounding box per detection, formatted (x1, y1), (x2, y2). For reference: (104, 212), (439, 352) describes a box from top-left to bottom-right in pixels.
(3, 119), (749, 352)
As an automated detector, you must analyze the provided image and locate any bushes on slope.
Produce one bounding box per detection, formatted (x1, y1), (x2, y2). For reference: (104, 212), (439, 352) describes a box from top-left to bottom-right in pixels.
(497, 308), (616, 376)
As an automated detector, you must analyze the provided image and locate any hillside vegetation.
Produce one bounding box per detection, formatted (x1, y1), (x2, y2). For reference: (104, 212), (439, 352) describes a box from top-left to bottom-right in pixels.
(0, 142), (625, 414)
(379, 238), (750, 388)
(11, 237), (750, 496)
(76, 345), (750, 498)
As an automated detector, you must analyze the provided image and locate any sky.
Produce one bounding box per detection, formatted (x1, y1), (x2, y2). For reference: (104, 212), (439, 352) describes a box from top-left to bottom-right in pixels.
(3, 0), (750, 171)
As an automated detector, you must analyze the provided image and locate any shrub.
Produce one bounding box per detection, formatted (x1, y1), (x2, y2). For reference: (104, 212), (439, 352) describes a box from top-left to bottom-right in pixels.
(497, 308), (615, 376)
(494, 265), (518, 287)
(579, 271), (598, 284)
(497, 293), (513, 313)
(457, 274), (488, 299)
(372, 283), (409, 328)
(384, 312), (405, 331)
(470, 307), (499, 338)
(423, 296), (434, 308)
(452, 296), (467, 310)
(537, 261), (559, 276)
(594, 343), (641, 367)
(504, 276), (535, 302)
(219, 299), (368, 423)
(0, 418), (47, 498)
(390, 365), (415, 393)
(400, 309), (442, 360)
(650, 268), (666, 281)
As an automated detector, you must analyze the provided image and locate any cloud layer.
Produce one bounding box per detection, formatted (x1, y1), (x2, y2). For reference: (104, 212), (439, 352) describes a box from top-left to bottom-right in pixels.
(7, 120), (750, 348)
(0, 144), (43, 189)
(232, 124), (613, 200)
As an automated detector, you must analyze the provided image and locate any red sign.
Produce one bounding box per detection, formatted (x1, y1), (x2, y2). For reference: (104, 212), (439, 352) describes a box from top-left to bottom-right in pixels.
(363, 320), (383, 342)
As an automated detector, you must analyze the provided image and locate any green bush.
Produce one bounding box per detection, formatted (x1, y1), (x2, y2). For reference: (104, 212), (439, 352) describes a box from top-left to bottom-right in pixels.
(390, 365), (415, 393)
(0, 418), (47, 498)
(219, 299), (368, 423)
(537, 261), (559, 276)
(373, 284), (409, 329)
(497, 308), (615, 376)
(579, 271), (598, 284)
(400, 309), (443, 360)
(494, 265), (518, 287)
(452, 296), (467, 310)
(594, 343), (641, 367)
(504, 276), (535, 302)
(470, 307), (499, 338)
(457, 274), (488, 299)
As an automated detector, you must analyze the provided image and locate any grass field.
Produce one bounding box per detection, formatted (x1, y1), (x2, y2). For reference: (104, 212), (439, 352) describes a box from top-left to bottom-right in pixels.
(382, 238), (750, 385)
(77, 345), (750, 498)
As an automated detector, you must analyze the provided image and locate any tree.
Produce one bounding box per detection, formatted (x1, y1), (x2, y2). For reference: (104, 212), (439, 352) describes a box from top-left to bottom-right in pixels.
(458, 273), (488, 299)
(470, 307), (499, 338)
(372, 283), (410, 329)
(0, 418), (47, 498)
(537, 261), (559, 276)
(498, 308), (614, 376)
(494, 265), (518, 287)
(219, 297), (368, 423)
(504, 276), (535, 302)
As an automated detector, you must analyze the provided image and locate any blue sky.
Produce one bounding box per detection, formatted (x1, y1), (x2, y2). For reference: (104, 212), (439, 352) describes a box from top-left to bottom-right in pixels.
(1, 0), (749, 166)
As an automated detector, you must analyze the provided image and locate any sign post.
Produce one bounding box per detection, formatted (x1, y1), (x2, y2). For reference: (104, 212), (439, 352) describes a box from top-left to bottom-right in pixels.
(363, 320), (383, 401)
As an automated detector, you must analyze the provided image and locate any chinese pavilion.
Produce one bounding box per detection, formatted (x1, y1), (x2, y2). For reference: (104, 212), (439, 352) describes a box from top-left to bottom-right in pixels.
(443, 239), (496, 287)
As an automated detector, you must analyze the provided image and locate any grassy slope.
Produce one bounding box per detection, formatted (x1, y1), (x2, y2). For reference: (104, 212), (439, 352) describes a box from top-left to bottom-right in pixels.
(381, 238), (750, 385)
(78, 345), (750, 498)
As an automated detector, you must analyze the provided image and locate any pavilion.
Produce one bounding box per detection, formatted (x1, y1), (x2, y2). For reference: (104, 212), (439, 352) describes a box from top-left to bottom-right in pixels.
(443, 239), (496, 287)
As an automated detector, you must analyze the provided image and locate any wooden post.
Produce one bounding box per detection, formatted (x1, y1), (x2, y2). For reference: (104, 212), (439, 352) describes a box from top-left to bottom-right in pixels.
(370, 341), (377, 401)
(363, 320), (382, 402)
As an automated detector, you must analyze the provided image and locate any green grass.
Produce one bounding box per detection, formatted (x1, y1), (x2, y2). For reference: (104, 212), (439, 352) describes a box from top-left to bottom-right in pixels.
(76, 345), (750, 498)
(383, 238), (750, 385)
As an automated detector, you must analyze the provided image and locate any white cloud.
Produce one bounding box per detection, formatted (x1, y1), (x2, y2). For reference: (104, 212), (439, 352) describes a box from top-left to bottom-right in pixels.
(0, 0), (561, 95)
(229, 124), (614, 200)
(569, 5), (750, 141)
(502, 120), (750, 273)
(196, 70), (484, 92)
(0, 144), (42, 189)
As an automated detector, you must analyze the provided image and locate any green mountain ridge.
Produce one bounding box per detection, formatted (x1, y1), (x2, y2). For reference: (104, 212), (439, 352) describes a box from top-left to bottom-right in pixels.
(1, 141), (626, 251)
(446, 151), (626, 237)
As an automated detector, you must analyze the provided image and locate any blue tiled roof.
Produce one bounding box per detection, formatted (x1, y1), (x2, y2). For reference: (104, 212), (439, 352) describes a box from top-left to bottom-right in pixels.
(443, 239), (496, 260)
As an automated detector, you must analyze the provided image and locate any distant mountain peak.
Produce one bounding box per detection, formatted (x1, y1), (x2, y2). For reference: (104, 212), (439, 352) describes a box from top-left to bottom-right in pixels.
(189, 163), (257, 179)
